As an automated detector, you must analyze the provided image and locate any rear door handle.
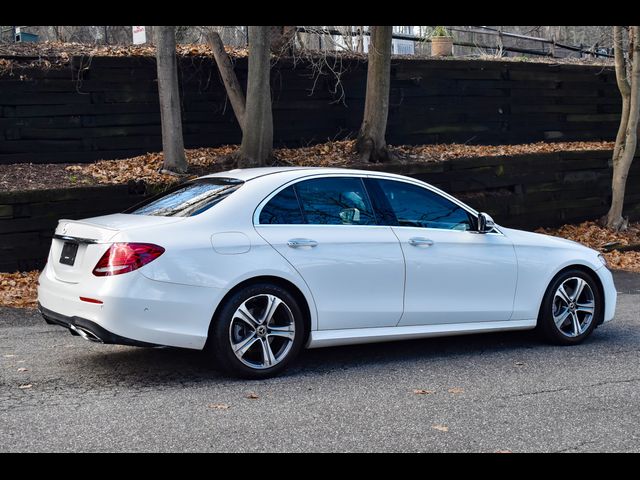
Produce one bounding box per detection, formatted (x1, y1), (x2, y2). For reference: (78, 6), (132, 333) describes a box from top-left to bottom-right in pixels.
(408, 237), (434, 247)
(287, 238), (318, 248)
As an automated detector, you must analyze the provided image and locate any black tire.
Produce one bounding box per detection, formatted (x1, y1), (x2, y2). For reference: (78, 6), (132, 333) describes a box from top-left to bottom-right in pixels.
(208, 282), (306, 379)
(537, 268), (603, 345)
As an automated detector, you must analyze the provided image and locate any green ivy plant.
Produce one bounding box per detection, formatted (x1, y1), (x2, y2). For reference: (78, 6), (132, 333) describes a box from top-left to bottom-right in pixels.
(431, 26), (451, 38)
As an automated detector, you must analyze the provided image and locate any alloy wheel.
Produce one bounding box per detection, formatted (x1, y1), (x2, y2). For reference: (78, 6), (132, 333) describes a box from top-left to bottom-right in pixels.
(229, 294), (296, 369)
(552, 277), (595, 338)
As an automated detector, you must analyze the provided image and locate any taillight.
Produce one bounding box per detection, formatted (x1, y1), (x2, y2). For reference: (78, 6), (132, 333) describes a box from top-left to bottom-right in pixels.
(92, 243), (165, 277)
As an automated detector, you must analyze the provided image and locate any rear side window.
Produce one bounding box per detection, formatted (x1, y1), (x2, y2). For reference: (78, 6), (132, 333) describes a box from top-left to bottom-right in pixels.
(295, 177), (376, 225)
(259, 186), (305, 224)
(125, 178), (243, 217)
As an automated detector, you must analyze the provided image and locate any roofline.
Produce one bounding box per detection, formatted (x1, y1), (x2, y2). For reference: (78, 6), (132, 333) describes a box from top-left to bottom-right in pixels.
(199, 166), (326, 182)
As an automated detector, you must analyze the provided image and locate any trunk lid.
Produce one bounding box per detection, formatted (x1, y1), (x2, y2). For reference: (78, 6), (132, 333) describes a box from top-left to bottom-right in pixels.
(49, 214), (183, 283)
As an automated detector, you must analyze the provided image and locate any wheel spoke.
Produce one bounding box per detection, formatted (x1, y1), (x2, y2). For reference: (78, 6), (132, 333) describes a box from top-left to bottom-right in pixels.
(576, 301), (595, 315)
(571, 312), (581, 336)
(235, 303), (260, 328)
(261, 295), (283, 326)
(554, 309), (571, 328)
(572, 278), (587, 302)
(556, 285), (571, 306)
(260, 338), (277, 367)
(233, 333), (259, 357)
(268, 325), (295, 341)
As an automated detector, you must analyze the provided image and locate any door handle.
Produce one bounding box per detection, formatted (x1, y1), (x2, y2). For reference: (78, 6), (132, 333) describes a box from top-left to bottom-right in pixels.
(287, 238), (318, 248)
(408, 237), (434, 247)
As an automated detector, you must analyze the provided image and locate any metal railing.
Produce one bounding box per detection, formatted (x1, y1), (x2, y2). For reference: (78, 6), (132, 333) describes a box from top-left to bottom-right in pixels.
(296, 26), (614, 59)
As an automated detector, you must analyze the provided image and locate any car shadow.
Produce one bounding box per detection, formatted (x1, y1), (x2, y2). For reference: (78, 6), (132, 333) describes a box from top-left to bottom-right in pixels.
(292, 329), (546, 373)
(74, 328), (557, 386)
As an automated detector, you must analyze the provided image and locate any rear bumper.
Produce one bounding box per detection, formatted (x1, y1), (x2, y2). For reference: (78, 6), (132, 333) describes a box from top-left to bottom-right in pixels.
(39, 303), (159, 347)
(37, 263), (224, 350)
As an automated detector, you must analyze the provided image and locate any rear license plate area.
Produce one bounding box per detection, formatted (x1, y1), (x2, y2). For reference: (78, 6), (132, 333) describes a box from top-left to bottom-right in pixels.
(60, 242), (79, 266)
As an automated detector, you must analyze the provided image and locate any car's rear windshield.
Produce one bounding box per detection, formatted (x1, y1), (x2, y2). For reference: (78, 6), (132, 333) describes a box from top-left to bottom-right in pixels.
(124, 178), (244, 217)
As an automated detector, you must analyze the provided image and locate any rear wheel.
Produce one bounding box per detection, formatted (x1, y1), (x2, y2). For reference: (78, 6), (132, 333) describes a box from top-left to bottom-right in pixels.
(537, 269), (602, 345)
(208, 283), (305, 378)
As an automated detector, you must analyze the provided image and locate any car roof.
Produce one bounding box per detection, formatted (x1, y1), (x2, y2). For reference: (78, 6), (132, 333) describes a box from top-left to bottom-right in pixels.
(198, 166), (480, 217)
(198, 166), (408, 182)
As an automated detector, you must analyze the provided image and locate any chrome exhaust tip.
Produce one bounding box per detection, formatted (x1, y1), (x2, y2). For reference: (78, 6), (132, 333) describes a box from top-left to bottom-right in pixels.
(69, 324), (103, 343)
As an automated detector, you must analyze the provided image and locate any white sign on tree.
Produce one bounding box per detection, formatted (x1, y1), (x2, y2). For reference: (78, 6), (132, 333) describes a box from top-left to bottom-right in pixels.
(132, 26), (146, 45)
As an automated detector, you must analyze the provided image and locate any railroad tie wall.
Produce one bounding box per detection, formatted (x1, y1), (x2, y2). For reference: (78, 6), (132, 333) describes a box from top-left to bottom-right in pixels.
(0, 56), (621, 165)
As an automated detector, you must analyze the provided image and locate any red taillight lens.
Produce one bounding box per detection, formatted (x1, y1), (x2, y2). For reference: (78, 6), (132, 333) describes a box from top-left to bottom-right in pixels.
(92, 243), (165, 277)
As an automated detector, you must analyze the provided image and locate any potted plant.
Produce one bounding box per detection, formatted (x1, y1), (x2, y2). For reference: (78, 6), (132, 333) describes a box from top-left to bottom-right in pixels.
(430, 26), (453, 57)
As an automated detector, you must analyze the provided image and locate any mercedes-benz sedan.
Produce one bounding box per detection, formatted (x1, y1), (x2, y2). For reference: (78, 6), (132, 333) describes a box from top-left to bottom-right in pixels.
(37, 167), (616, 378)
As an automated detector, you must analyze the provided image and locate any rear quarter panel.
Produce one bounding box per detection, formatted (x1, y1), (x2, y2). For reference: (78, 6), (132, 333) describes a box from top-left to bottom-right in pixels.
(114, 177), (320, 332)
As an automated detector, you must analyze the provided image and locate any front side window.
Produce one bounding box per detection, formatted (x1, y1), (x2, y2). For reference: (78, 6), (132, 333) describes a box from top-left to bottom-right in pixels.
(376, 179), (472, 230)
(125, 178), (243, 217)
(295, 177), (376, 225)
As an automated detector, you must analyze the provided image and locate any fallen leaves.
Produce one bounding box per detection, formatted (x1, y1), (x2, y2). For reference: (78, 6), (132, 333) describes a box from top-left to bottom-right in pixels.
(413, 389), (435, 395)
(0, 41), (249, 68)
(395, 140), (614, 164)
(0, 271), (40, 309)
(207, 403), (230, 410)
(56, 140), (617, 190)
(245, 392), (260, 400)
(413, 387), (464, 395)
(0, 40), (615, 68)
(64, 147), (233, 188)
(432, 425), (449, 432)
(537, 221), (640, 272)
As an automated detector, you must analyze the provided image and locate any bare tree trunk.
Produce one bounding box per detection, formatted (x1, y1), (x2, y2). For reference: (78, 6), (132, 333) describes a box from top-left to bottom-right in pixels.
(155, 26), (187, 174)
(206, 30), (246, 132)
(611, 26), (631, 170)
(356, 26), (395, 163)
(237, 26), (273, 167)
(605, 26), (639, 231)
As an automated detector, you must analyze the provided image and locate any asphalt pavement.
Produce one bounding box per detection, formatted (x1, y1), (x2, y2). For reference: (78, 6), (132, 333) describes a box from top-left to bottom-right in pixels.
(1, 271), (639, 452)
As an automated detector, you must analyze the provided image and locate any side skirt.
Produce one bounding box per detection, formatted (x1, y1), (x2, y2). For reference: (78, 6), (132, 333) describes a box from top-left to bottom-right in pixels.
(307, 319), (537, 349)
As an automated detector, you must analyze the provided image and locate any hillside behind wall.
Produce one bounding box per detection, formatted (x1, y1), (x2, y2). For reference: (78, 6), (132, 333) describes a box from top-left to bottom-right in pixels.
(2, 148), (639, 272)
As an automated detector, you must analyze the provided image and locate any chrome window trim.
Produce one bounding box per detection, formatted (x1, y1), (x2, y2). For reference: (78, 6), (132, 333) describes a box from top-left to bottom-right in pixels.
(252, 171), (504, 236)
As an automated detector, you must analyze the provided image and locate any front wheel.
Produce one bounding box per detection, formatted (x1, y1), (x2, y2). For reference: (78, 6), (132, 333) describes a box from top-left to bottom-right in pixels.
(537, 269), (603, 345)
(208, 283), (306, 378)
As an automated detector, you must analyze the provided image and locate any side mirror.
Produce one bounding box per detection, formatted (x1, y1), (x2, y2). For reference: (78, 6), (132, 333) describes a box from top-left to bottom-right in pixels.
(476, 212), (495, 233)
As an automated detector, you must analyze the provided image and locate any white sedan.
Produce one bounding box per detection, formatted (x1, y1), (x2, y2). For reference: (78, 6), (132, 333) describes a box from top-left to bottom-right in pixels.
(37, 167), (617, 378)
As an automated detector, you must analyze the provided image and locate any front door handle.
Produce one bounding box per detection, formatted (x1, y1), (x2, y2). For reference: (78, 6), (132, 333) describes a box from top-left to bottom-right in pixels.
(408, 237), (434, 247)
(287, 238), (318, 248)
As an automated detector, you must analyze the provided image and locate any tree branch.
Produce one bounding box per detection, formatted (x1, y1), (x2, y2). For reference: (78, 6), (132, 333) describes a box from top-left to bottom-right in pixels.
(206, 30), (246, 132)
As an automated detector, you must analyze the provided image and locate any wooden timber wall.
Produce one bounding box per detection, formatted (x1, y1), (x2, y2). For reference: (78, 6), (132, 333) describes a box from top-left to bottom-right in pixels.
(1, 149), (639, 272)
(0, 56), (621, 165)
